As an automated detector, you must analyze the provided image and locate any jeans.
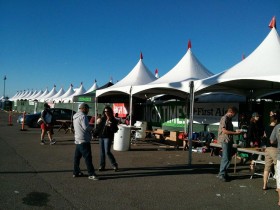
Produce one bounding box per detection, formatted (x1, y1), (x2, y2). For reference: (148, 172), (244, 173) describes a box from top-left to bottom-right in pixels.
(218, 141), (233, 177)
(73, 142), (96, 176)
(99, 138), (117, 168)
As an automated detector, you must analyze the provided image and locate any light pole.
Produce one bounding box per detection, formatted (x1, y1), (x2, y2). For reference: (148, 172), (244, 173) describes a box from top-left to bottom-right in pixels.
(3, 75), (7, 99)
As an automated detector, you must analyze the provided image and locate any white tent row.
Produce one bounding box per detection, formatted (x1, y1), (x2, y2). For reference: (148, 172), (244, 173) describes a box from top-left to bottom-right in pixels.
(96, 42), (214, 100)
(10, 80), (98, 103)
(45, 88), (65, 102)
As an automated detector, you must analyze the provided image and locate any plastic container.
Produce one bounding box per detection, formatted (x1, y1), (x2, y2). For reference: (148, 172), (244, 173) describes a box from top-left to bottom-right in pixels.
(134, 121), (147, 139)
(113, 125), (131, 151)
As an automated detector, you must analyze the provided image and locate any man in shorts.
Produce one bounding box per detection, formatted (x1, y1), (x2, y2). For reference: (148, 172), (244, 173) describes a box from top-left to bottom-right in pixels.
(270, 123), (280, 206)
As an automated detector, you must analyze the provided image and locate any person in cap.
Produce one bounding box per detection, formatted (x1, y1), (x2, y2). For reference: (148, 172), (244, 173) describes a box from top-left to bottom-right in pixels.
(217, 106), (241, 182)
(40, 103), (55, 145)
(72, 103), (99, 180)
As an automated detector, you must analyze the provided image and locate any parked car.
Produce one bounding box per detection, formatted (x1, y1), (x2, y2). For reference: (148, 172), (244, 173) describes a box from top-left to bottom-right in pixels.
(17, 108), (76, 128)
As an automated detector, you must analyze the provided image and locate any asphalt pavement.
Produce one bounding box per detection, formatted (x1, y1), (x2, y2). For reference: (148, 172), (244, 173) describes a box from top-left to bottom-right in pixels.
(0, 110), (279, 209)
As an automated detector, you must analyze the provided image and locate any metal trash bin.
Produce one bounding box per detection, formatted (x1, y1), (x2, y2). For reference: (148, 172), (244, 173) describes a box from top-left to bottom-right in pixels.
(113, 125), (131, 151)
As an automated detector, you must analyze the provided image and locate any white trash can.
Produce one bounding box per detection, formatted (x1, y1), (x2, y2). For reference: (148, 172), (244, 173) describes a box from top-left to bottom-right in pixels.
(113, 125), (131, 151)
(134, 121), (147, 139)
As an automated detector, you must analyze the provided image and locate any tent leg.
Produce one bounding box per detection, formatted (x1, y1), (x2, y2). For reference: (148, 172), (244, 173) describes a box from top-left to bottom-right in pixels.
(188, 81), (194, 167)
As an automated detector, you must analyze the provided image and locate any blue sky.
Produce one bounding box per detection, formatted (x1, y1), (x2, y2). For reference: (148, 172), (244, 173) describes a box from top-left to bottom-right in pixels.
(1, 0), (280, 97)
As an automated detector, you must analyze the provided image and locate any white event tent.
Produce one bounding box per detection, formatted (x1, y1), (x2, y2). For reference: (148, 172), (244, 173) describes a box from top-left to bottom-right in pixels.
(45, 87), (65, 102)
(193, 26), (280, 98)
(53, 84), (75, 103)
(26, 90), (40, 100)
(62, 83), (86, 103)
(29, 90), (44, 101)
(132, 41), (213, 99)
(33, 88), (49, 101)
(96, 53), (156, 125)
(96, 53), (156, 98)
(39, 86), (57, 102)
(85, 80), (98, 94)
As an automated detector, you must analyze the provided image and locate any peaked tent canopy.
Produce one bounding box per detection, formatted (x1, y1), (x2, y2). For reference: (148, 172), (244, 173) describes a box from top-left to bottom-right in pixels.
(39, 86), (57, 102)
(193, 26), (280, 98)
(34, 88), (49, 101)
(96, 53), (156, 100)
(26, 90), (39, 100)
(21, 90), (34, 100)
(45, 87), (65, 102)
(73, 81), (114, 103)
(132, 41), (213, 99)
(53, 84), (75, 103)
(62, 83), (86, 103)
(85, 80), (98, 94)
(28, 90), (43, 101)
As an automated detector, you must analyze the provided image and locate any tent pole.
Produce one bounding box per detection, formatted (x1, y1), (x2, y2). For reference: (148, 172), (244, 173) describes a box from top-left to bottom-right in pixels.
(129, 86), (133, 126)
(94, 97), (98, 129)
(188, 81), (194, 167)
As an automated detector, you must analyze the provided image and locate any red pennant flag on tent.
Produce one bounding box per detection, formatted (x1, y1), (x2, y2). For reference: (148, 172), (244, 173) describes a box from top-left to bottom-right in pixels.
(269, 16), (276, 29)
(140, 52), (143, 59)
(155, 69), (159, 78)
(188, 40), (192, 49)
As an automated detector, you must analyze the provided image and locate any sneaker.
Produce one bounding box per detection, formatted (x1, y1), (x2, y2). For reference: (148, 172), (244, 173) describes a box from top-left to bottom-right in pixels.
(50, 139), (56, 145)
(98, 167), (105, 172)
(88, 175), (99, 181)
(40, 140), (45, 145)
(218, 175), (228, 182)
(73, 172), (84, 178)
(113, 164), (119, 172)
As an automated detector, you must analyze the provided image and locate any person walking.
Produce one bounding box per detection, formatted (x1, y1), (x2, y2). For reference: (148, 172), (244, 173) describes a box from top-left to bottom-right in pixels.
(73, 103), (99, 180)
(270, 121), (280, 206)
(263, 114), (278, 190)
(95, 106), (119, 172)
(217, 106), (241, 182)
(40, 103), (56, 145)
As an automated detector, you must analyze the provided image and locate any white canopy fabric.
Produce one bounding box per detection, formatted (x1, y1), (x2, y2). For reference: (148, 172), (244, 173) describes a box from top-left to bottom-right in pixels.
(26, 90), (39, 100)
(45, 87), (65, 102)
(132, 45), (213, 98)
(15, 90), (28, 100)
(34, 88), (49, 101)
(193, 27), (280, 97)
(9, 91), (21, 100)
(10, 91), (22, 101)
(96, 55), (156, 97)
(62, 83), (86, 103)
(29, 90), (43, 101)
(85, 80), (98, 93)
(39, 86), (57, 102)
(53, 85), (75, 103)
(21, 90), (34, 100)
